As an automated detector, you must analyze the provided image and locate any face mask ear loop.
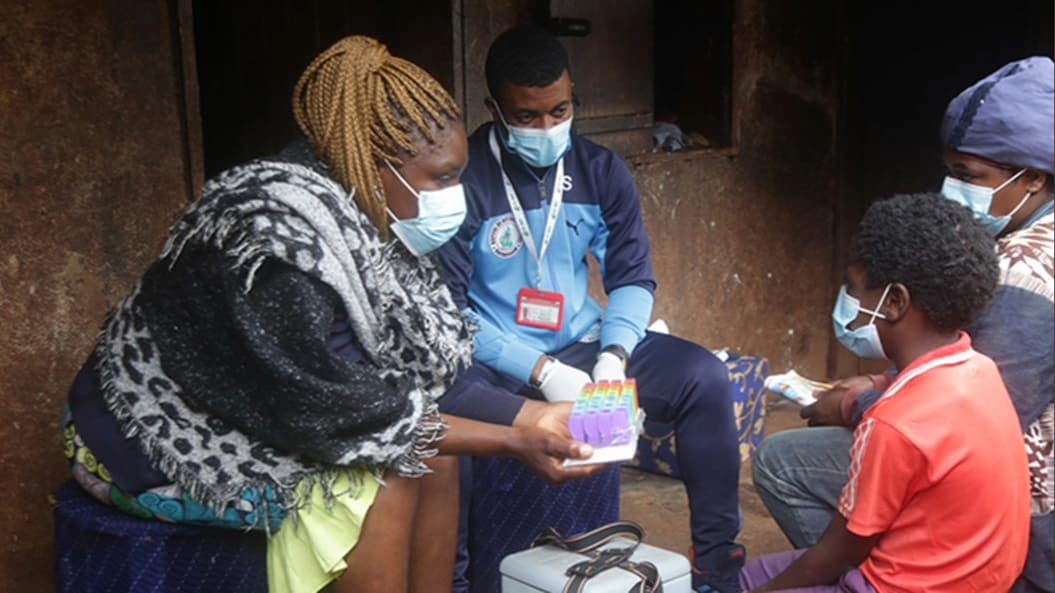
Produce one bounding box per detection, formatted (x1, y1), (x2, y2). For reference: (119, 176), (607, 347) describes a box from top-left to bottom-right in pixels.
(866, 283), (893, 324)
(385, 161), (420, 199)
(992, 168), (1027, 193)
(490, 99), (513, 131)
(1005, 191), (1034, 220)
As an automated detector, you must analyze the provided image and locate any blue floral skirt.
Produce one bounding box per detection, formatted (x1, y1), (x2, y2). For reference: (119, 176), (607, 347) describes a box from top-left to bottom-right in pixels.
(62, 408), (286, 532)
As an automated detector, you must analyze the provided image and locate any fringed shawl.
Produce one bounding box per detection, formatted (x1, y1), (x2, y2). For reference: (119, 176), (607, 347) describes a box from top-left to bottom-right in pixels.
(95, 156), (473, 521)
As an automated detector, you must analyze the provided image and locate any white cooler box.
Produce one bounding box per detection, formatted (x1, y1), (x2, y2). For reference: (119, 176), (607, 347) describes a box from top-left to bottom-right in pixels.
(500, 536), (692, 593)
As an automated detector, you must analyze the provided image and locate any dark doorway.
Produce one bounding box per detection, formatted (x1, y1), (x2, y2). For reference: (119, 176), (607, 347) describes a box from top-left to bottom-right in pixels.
(191, 1), (456, 177)
(654, 0), (734, 149)
(844, 1), (1054, 203)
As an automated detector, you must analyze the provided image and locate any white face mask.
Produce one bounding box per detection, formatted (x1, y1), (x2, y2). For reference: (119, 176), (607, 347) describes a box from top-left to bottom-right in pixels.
(831, 284), (891, 360)
(384, 162), (467, 256)
(493, 105), (573, 168)
(940, 168), (1032, 235)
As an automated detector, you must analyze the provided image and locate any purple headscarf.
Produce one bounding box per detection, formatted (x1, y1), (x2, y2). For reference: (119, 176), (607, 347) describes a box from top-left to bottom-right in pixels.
(941, 56), (1054, 174)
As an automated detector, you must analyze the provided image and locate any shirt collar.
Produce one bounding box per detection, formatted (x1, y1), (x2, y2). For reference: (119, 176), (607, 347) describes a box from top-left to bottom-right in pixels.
(881, 332), (974, 402)
(1022, 199), (1055, 228)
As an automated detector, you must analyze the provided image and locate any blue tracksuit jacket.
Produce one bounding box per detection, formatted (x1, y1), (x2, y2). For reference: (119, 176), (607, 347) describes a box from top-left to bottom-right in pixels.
(438, 123), (657, 382)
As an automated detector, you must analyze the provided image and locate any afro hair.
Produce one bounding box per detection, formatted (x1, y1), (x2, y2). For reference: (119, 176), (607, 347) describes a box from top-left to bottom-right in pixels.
(850, 193), (999, 331)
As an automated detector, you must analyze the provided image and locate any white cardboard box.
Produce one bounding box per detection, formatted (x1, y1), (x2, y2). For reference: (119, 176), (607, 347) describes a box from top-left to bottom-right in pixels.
(500, 537), (692, 592)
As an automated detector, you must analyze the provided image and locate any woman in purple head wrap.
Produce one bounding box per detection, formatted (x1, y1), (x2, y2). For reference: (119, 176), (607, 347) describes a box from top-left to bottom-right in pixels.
(935, 56), (1054, 593)
(939, 56), (1054, 237)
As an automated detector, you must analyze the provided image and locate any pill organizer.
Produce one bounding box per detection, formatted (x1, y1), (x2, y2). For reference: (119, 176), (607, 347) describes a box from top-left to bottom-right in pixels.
(564, 379), (645, 467)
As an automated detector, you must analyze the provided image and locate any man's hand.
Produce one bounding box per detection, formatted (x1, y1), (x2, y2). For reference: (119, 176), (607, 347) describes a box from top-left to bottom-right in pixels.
(538, 358), (592, 402)
(509, 426), (603, 484)
(591, 351), (627, 383)
(800, 375), (875, 427)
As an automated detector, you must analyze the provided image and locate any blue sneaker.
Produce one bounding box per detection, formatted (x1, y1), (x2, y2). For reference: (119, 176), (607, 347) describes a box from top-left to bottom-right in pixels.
(691, 543), (746, 593)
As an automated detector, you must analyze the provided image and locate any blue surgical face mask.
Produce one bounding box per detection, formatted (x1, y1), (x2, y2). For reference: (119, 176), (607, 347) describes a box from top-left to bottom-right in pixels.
(832, 284), (892, 360)
(494, 106), (573, 168)
(385, 162), (467, 256)
(940, 168), (1032, 236)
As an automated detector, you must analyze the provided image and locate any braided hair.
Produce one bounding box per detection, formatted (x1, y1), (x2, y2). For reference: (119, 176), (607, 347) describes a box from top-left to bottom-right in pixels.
(293, 36), (460, 237)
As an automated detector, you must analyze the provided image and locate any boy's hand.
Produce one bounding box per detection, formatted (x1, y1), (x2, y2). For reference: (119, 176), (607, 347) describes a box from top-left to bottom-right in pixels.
(800, 376), (874, 426)
(800, 390), (848, 426)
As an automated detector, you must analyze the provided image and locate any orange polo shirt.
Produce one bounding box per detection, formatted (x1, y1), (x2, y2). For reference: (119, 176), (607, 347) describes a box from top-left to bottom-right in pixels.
(838, 333), (1030, 593)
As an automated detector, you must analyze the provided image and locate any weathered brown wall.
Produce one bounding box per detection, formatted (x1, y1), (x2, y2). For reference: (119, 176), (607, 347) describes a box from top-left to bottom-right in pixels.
(629, 0), (845, 377)
(13, 0), (1023, 588)
(0, 1), (193, 590)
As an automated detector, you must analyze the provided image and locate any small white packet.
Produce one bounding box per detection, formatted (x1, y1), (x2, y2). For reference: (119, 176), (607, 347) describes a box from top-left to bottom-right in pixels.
(764, 370), (832, 406)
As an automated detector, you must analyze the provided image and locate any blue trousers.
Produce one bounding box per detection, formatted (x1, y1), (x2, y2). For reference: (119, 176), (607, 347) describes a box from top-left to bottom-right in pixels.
(752, 427), (1054, 593)
(439, 331), (742, 577)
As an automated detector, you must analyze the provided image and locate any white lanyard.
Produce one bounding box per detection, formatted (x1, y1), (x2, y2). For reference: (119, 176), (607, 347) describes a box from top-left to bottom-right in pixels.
(489, 129), (565, 287)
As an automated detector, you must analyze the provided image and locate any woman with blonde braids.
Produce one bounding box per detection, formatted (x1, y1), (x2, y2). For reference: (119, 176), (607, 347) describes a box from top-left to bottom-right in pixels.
(60, 36), (596, 593)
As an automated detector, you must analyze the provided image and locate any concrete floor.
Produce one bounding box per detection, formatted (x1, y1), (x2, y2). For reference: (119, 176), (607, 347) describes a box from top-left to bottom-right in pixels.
(619, 396), (806, 560)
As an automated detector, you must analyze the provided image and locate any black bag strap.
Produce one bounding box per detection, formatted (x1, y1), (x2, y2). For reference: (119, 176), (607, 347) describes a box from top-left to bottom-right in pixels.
(533, 520), (645, 553)
(531, 521), (664, 593)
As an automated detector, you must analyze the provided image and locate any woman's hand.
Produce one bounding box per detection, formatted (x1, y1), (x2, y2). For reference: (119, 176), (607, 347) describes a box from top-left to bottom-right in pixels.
(800, 375), (875, 427)
(513, 399), (574, 435)
(509, 426), (603, 484)
(509, 401), (606, 483)
(442, 410), (604, 483)
(532, 401), (574, 437)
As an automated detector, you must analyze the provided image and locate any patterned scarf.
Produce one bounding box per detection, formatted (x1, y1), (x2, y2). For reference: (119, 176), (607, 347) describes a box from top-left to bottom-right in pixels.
(997, 208), (1054, 515)
(95, 157), (474, 518)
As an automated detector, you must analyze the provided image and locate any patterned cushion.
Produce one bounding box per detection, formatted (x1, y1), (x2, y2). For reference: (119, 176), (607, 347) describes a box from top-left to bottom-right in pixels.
(626, 353), (770, 479)
(53, 481), (267, 593)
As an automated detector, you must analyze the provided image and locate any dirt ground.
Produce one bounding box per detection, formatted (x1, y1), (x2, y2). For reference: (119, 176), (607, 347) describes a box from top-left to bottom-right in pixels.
(620, 396), (806, 560)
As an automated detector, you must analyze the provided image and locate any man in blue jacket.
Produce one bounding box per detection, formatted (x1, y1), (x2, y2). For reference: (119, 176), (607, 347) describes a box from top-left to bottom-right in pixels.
(437, 26), (745, 593)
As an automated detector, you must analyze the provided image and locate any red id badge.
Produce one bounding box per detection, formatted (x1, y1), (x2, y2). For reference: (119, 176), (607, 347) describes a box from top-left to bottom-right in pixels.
(516, 288), (564, 331)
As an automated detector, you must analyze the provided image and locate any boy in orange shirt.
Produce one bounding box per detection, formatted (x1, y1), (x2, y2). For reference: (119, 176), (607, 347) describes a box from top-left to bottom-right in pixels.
(743, 193), (1030, 593)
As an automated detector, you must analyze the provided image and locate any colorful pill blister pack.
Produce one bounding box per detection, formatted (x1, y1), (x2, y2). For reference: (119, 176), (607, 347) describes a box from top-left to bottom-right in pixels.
(563, 379), (646, 467)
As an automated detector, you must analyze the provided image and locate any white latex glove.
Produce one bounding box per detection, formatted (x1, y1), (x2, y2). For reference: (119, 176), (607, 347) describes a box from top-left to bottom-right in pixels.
(591, 351), (627, 383)
(538, 359), (592, 403)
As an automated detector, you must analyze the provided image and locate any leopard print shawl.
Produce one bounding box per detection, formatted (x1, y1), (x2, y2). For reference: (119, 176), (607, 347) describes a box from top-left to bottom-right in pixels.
(95, 157), (473, 519)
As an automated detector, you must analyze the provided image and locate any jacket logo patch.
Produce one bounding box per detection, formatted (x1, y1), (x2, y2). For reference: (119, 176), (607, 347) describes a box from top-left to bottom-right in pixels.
(489, 216), (522, 259)
(566, 217), (586, 236)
